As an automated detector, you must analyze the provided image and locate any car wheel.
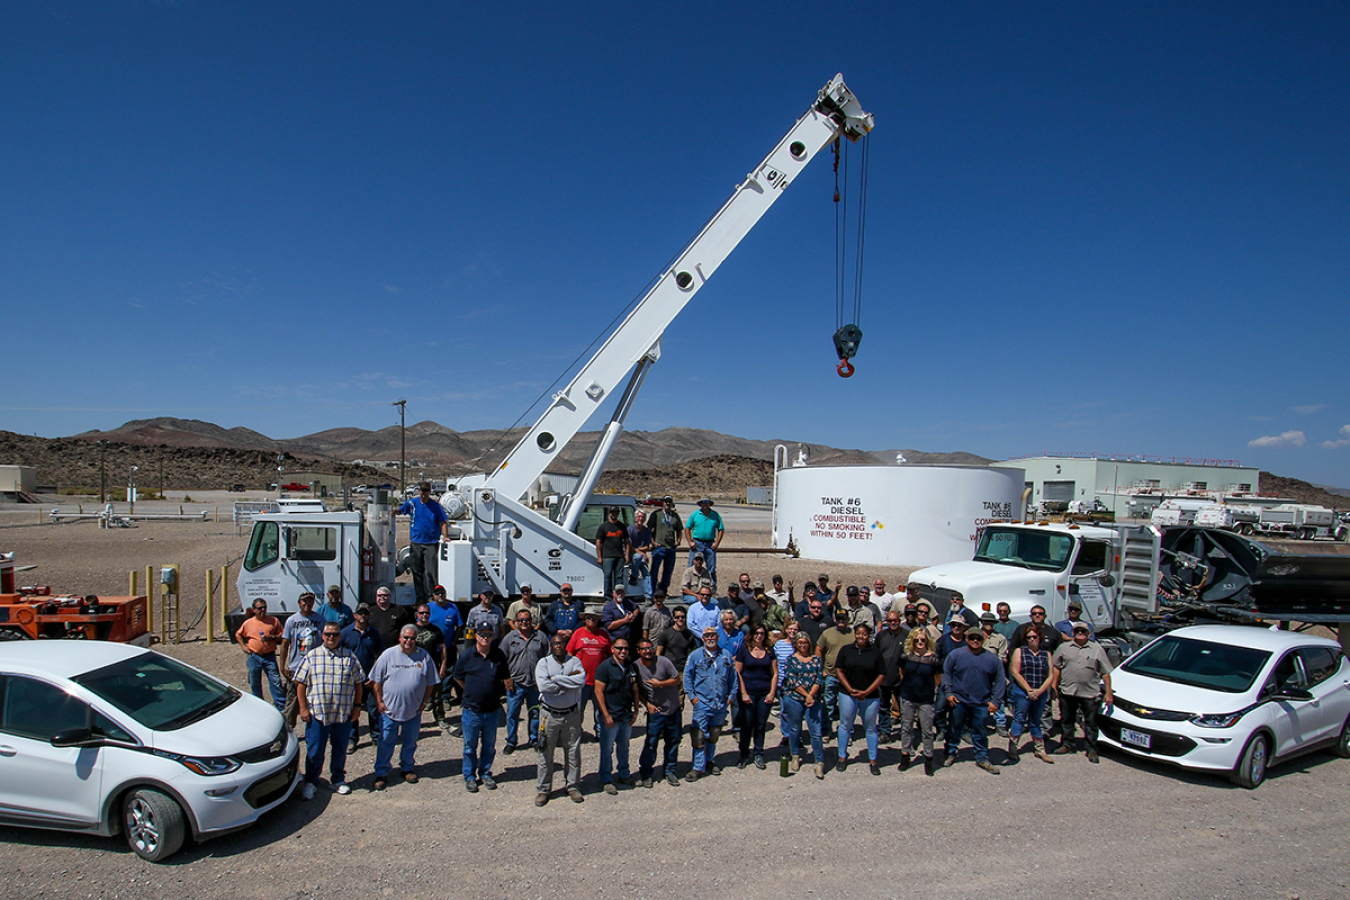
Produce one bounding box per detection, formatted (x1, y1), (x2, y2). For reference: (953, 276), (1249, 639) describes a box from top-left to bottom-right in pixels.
(1230, 733), (1269, 789)
(123, 789), (187, 862)
(1335, 716), (1350, 760)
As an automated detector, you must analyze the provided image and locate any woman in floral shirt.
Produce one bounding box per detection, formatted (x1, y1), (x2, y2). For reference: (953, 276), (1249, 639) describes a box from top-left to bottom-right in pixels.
(780, 632), (826, 779)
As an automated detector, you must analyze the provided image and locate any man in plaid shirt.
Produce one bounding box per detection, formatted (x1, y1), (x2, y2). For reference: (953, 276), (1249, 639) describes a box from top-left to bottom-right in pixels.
(295, 623), (366, 799)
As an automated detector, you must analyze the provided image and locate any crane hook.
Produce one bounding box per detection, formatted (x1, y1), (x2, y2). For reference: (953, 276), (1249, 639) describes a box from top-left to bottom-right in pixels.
(837, 359), (855, 378)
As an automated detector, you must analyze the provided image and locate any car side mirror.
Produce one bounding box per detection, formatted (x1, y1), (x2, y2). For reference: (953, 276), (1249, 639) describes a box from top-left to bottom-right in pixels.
(1271, 687), (1313, 703)
(50, 726), (100, 748)
(1098, 574), (1115, 587)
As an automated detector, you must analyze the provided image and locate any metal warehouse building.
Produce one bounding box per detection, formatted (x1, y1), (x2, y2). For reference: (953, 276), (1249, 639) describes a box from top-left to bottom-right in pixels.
(991, 455), (1262, 518)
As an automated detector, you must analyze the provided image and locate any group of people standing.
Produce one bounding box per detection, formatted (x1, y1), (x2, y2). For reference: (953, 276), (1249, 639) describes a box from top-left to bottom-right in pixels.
(237, 569), (1115, 803)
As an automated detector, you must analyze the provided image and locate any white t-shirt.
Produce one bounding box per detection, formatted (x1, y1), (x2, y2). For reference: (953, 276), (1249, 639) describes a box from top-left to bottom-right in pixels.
(869, 591), (894, 614)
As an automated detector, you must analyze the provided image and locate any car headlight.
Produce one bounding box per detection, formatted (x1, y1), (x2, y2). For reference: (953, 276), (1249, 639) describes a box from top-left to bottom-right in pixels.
(153, 749), (242, 776)
(1190, 707), (1252, 729)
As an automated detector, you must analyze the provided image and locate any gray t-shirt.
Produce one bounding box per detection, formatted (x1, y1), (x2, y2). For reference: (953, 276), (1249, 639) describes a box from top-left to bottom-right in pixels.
(643, 605), (674, 644)
(637, 656), (680, 716)
(500, 629), (549, 686)
(282, 611), (326, 670)
(369, 645), (439, 722)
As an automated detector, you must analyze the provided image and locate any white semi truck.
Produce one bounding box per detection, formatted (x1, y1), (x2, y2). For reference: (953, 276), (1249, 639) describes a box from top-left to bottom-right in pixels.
(235, 74), (873, 616)
(904, 521), (1350, 656)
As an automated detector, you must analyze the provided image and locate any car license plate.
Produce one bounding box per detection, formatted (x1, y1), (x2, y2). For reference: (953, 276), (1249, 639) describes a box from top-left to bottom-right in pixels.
(1121, 728), (1151, 749)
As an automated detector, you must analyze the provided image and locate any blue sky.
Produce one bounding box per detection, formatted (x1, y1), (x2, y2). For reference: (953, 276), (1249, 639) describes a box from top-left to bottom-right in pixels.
(3, 2), (1348, 487)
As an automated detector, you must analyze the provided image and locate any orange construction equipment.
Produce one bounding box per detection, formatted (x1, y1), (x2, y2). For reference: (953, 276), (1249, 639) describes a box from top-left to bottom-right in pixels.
(0, 592), (150, 643)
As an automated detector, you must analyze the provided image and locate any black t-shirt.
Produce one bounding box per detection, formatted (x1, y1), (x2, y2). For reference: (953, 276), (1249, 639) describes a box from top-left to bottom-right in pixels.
(655, 627), (699, 672)
(413, 623), (445, 666)
(1010, 621), (1063, 652)
(595, 521), (628, 559)
(594, 657), (639, 717)
(798, 615), (829, 648)
(835, 643), (885, 698)
(368, 604), (414, 649)
(452, 647), (509, 712)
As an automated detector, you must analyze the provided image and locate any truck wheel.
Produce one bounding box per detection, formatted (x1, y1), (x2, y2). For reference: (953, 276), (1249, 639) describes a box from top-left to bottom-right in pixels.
(1230, 734), (1269, 789)
(1335, 716), (1350, 759)
(123, 789), (187, 862)
(0, 627), (32, 641)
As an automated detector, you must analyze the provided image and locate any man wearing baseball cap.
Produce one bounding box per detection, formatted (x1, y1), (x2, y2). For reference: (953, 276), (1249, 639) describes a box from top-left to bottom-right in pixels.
(685, 499), (724, 589)
(1051, 620), (1113, 762)
(649, 496), (684, 595)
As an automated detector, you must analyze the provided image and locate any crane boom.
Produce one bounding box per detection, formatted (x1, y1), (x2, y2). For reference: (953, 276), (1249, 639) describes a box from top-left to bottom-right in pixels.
(484, 74), (873, 502)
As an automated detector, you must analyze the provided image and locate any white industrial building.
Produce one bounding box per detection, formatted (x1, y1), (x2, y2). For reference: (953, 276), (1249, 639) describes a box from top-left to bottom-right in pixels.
(991, 455), (1262, 518)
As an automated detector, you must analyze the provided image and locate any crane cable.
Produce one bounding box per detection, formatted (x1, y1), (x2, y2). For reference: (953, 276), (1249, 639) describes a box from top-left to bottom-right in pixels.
(832, 136), (870, 377)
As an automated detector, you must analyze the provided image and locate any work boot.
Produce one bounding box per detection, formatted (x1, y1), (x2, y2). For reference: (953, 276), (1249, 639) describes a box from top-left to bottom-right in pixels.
(789, 755), (800, 774)
(923, 755), (935, 776)
(1054, 743), (1074, 755)
(1007, 737), (1019, 762)
(898, 753), (911, 772)
(1034, 739), (1054, 764)
(942, 753), (955, 768)
(814, 762), (825, 779)
(976, 760), (1000, 775)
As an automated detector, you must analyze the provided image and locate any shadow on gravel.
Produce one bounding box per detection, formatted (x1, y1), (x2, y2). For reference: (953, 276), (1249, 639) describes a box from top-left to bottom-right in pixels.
(0, 783), (318, 865)
(1099, 744), (1347, 789)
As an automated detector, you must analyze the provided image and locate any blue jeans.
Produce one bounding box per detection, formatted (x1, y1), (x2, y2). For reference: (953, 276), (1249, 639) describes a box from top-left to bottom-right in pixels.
(601, 556), (625, 597)
(598, 712), (633, 783)
(374, 713), (421, 778)
(640, 710), (682, 778)
(822, 675), (841, 724)
(304, 716), (353, 785)
(782, 694), (824, 762)
(946, 700), (991, 762)
(736, 691), (772, 756)
(690, 701), (728, 772)
(461, 705), (499, 783)
(837, 693), (880, 762)
(688, 540), (717, 586)
(1011, 685), (1050, 739)
(505, 684), (540, 749)
(651, 546), (677, 593)
(246, 653), (284, 710)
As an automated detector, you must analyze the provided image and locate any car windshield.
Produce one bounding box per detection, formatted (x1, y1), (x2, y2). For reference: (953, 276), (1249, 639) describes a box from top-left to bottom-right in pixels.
(73, 652), (240, 731)
(1121, 635), (1270, 694)
(973, 527), (1074, 572)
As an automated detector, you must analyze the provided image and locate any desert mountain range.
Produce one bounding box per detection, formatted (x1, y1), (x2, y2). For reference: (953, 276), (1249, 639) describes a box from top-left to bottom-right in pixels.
(1, 417), (1344, 508)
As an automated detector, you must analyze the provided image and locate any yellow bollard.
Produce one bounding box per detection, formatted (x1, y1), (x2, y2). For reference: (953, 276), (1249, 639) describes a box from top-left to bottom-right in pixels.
(130, 570), (138, 597)
(205, 569), (215, 643)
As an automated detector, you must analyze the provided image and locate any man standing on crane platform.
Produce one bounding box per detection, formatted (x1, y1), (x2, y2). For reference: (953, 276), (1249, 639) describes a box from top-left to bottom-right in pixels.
(398, 481), (450, 607)
(686, 499), (725, 590)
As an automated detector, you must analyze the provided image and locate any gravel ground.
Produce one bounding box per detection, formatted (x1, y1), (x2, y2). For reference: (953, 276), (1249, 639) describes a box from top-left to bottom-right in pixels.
(3, 497), (1350, 899)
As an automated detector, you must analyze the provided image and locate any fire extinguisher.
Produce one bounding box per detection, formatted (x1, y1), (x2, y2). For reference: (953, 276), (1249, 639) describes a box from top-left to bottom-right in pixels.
(361, 547), (375, 584)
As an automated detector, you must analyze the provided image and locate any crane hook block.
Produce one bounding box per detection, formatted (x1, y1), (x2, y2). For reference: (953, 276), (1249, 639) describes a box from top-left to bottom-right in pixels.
(837, 359), (855, 378)
(833, 324), (862, 360)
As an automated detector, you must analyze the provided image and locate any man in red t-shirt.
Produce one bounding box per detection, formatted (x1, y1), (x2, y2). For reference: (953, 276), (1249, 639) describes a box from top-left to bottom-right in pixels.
(566, 610), (612, 737)
(235, 598), (285, 710)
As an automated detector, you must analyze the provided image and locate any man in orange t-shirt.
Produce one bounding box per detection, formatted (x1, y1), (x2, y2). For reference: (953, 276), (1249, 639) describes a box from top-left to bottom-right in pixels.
(236, 598), (285, 710)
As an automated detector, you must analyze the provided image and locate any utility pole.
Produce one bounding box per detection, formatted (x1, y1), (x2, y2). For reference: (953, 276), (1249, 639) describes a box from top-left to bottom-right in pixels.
(393, 399), (407, 494)
(97, 440), (107, 503)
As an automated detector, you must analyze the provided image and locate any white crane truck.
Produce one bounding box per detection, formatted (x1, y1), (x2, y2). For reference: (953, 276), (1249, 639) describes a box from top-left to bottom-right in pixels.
(235, 75), (873, 617)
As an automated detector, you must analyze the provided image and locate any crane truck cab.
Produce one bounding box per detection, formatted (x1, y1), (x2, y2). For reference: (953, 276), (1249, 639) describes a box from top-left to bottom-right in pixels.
(904, 521), (1161, 636)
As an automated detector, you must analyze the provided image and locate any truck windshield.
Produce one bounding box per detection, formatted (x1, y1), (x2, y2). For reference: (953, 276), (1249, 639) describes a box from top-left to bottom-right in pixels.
(974, 527), (1075, 571)
(1121, 635), (1270, 694)
(244, 521), (279, 572)
(74, 652), (240, 731)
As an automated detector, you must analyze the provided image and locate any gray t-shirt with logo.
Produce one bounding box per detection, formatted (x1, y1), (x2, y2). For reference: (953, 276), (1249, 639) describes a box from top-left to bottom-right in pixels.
(369, 645), (439, 722)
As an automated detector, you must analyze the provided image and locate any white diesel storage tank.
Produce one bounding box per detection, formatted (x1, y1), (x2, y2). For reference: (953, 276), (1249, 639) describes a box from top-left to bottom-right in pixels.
(772, 459), (1026, 568)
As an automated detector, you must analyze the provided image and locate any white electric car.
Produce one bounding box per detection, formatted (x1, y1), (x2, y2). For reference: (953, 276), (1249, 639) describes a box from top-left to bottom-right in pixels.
(1099, 625), (1350, 788)
(0, 642), (298, 860)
